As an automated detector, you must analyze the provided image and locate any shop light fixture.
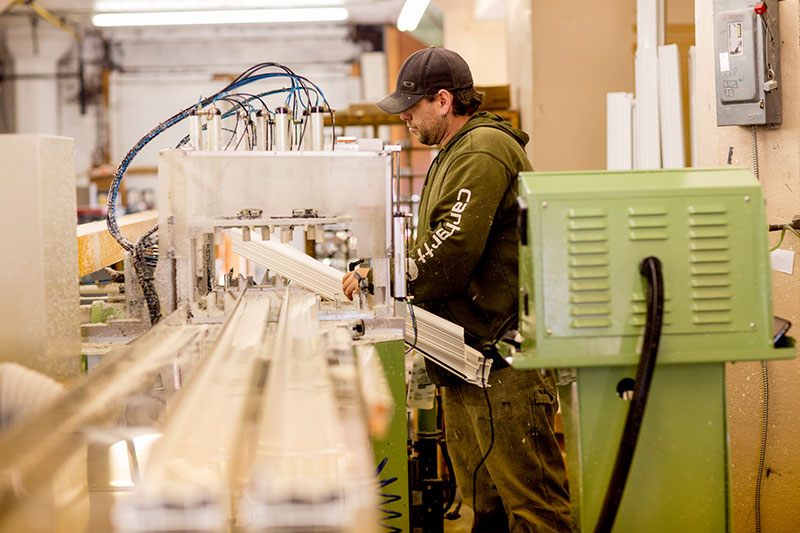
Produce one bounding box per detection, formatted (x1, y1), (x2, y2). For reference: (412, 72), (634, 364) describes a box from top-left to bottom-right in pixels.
(92, 7), (349, 27)
(93, 0), (346, 11)
(396, 0), (430, 32)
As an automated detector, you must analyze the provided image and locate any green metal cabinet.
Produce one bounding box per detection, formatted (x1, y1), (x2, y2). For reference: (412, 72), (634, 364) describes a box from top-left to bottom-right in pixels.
(513, 168), (795, 532)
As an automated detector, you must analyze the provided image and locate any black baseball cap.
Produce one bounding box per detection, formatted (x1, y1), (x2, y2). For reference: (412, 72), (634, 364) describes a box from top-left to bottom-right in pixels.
(377, 47), (474, 114)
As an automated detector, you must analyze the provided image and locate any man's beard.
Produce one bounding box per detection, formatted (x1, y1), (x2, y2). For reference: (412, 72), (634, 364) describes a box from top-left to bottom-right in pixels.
(415, 129), (436, 146)
(412, 120), (445, 146)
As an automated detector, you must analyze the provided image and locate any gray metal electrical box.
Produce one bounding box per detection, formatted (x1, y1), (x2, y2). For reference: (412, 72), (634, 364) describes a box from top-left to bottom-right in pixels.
(713, 0), (781, 126)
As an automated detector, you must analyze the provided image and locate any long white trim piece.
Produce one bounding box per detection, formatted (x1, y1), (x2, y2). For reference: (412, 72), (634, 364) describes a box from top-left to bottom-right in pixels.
(658, 44), (686, 169)
(636, 0), (664, 51)
(688, 45), (697, 168)
(125, 291), (271, 526)
(229, 230), (491, 386)
(229, 228), (344, 302)
(607, 92), (634, 170)
(246, 290), (375, 531)
(406, 305), (491, 388)
(633, 47), (661, 170)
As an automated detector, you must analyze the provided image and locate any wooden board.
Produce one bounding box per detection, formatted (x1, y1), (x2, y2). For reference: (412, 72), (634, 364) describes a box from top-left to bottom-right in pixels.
(76, 210), (158, 277)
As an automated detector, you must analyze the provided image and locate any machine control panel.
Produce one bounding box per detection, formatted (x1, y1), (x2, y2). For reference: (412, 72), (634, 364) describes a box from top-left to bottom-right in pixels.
(514, 168), (795, 368)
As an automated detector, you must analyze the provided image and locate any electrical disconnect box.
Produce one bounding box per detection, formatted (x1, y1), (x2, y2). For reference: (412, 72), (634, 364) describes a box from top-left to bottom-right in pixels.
(713, 0), (781, 126)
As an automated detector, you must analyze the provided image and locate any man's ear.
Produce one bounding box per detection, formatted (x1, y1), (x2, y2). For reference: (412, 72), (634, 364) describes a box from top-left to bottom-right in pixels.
(437, 89), (453, 116)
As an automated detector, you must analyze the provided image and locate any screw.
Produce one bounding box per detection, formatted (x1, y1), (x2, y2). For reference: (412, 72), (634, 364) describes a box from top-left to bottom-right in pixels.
(749, 322), (756, 329)
(760, 100), (765, 109)
(621, 390), (634, 401)
(542, 201), (548, 208)
(546, 328), (553, 335)
(744, 196), (751, 202)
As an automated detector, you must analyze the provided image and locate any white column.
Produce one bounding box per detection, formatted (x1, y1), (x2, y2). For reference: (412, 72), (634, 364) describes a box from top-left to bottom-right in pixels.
(2, 19), (74, 134)
(0, 135), (80, 380)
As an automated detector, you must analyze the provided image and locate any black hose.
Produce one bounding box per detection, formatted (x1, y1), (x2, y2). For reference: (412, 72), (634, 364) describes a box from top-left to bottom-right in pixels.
(593, 256), (664, 533)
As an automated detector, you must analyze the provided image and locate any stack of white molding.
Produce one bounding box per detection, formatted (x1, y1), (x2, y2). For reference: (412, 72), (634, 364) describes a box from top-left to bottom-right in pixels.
(229, 229), (491, 386)
(607, 0), (686, 170)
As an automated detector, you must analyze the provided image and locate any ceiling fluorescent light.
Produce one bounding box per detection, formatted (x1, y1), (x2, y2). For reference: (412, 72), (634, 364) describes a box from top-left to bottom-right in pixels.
(93, 1), (345, 12)
(397, 0), (430, 32)
(92, 7), (349, 27)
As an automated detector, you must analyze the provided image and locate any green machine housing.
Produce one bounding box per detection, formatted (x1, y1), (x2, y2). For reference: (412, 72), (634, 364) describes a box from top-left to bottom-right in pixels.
(513, 168), (795, 532)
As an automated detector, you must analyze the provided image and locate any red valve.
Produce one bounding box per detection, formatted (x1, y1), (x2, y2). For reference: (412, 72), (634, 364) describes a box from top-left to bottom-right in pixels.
(755, 3), (767, 15)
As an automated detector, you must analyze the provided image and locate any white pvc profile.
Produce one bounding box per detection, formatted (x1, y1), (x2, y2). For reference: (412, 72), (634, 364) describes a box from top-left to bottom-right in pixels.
(636, 0), (664, 51)
(406, 305), (491, 387)
(229, 228), (344, 302)
(658, 44), (685, 169)
(633, 47), (661, 170)
(115, 291), (271, 531)
(606, 92), (634, 170)
(245, 290), (376, 531)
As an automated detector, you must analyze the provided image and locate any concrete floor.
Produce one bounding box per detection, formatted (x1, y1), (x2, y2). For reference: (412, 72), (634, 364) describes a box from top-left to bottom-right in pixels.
(443, 502), (473, 533)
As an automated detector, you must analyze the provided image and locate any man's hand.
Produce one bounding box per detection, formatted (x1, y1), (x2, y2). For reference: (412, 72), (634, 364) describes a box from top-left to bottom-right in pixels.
(342, 267), (371, 301)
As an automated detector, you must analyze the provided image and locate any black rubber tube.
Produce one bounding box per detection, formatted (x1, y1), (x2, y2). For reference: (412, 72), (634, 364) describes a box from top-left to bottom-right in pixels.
(593, 256), (664, 533)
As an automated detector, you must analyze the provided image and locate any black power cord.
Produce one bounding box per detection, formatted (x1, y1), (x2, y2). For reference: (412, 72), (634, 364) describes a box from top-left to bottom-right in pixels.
(437, 391), (459, 519)
(593, 256), (664, 533)
(471, 361), (495, 518)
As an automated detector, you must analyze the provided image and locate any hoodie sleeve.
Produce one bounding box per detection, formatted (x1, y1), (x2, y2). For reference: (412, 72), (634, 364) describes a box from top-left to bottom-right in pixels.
(408, 151), (512, 302)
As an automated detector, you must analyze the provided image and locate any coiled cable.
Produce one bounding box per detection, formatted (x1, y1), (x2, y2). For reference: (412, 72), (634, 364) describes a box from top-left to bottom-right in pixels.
(755, 359), (769, 533)
(132, 224), (161, 325)
(751, 123), (769, 533)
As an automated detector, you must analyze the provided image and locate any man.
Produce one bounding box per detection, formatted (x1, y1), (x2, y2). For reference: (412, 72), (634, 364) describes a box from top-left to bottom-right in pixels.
(343, 47), (571, 533)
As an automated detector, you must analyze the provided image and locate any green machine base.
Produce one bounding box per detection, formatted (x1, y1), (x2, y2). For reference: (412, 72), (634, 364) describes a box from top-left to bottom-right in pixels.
(560, 363), (729, 532)
(372, 340), (409, 533)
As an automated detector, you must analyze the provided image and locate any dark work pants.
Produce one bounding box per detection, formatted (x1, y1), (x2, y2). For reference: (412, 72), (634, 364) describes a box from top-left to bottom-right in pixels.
(441, 366), (572, 533)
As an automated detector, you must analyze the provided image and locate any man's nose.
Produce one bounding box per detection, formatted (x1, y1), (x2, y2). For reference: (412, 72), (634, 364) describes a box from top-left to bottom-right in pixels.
(399, 111), (411, 121)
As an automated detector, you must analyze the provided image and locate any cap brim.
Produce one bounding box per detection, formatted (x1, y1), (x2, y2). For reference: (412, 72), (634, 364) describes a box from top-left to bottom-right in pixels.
(376, 91), (424, 114)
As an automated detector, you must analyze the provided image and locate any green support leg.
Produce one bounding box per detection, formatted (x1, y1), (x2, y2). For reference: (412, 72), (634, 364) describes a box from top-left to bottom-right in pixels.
(373, 340), (410, 533)
(560, 363), (730, 532)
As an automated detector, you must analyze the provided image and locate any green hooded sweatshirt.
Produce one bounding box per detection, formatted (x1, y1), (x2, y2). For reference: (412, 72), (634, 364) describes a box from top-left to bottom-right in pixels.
(409, 111), (532, 353)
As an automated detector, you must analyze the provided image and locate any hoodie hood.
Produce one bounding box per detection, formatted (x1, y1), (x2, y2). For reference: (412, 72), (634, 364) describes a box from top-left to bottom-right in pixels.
(442, 111), (529, 152)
